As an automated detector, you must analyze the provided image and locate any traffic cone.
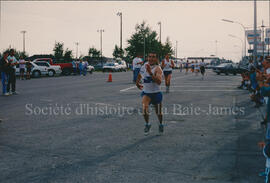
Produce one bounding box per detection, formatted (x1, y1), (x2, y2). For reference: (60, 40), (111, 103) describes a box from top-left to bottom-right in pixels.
(107, 73), (112, 82)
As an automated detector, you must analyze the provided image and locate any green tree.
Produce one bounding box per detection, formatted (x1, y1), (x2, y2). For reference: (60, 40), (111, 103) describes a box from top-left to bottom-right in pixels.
(125, 21), (174, 60)
(63, 48), (73, 61)
(112, 45), (124, 59)
(88, 47), (101, 58)
(53, 42), (64, 60)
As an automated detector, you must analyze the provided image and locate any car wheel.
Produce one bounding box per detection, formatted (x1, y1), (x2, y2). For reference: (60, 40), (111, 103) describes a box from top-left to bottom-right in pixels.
(233, 72), (236, 75)
(225, 72), (229, 75)
(217, 72), (220, 75)
(62, 68), (71, 76)
(32, 70), (41, 78)
(48, 70), (55, 77)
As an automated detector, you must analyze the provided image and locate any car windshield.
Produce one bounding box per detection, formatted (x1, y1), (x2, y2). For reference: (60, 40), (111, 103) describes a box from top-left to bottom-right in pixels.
(105, 63), (114, 66)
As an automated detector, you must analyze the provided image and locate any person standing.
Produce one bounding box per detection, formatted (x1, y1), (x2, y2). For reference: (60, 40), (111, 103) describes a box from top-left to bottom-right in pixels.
(185, 60), (189, 74)
(200, 59), (206, 80)
(136, 52), (164, 135)
(72, 59), (77, 75)
(7, 49), (19, 95)
(19, 56), (26, 80)
(25, 60), (32, 80)
(0, 51), (10, 96)
(132, 53), (143, 83)
(161, 54), (175, 93)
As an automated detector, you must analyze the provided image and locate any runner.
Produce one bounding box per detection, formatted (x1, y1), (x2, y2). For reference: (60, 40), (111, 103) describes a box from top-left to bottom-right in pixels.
(191, 61), (195, 73)
(161, 53), (175, 93)
(136, 52), (164, 135)
(185, 60), (189, 74)
(200, 59), (206, 80)
(194, 60), (200, 76)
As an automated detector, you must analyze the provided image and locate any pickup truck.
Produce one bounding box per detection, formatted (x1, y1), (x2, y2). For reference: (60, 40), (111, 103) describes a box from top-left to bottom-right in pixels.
(33, 58), (73, 75)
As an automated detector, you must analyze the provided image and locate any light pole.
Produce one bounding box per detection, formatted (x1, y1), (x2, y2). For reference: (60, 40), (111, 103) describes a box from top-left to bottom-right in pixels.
(254, 0), (258, 65)
(222, 18), (247, 57)
(215, 40), (218, 57)
(20, 30), (26, 53)
(157, 21), (161, 43)
(175, 41), (178, 59)
(75, 42), (79, 59)
(229, 34), (244, 59)
(261, 20), (266, 58)
(97, 29), (105, 57)
(117, 12), (122, 50)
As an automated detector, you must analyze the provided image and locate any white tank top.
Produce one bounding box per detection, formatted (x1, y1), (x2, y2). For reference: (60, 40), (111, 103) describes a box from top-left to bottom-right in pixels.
(163, 59), (173, 71)
(140, 63), (161, 93)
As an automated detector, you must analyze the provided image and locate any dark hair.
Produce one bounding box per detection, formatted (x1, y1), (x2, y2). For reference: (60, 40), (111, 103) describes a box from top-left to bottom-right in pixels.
(3, 51), (9, 55)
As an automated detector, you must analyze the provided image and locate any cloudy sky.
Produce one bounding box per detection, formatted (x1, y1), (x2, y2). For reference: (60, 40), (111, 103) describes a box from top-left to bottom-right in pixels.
(0, 1), (269, 61)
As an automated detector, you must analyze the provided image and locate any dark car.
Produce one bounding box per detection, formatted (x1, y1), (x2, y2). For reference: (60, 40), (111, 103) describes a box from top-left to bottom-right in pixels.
(93, 63), (104, 71)
(212, 63), (241, 75)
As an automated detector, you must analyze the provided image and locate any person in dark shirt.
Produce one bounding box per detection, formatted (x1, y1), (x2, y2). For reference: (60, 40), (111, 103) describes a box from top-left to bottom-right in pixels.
(0, 51), (10, 96)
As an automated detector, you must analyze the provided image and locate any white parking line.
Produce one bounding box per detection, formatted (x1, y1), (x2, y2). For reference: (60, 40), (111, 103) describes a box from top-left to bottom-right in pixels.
(120, 85), (137, 92)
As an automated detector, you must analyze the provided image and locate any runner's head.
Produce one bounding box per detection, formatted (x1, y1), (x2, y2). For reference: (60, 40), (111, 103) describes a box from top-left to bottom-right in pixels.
(165, 54), (170, 60)
(9, 49), (15, 56)
(147, 52), (158, 66)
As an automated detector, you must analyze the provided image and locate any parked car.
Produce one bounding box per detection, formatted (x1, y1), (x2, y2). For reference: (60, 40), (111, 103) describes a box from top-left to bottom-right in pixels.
(94, 63), (104, 71)
(33, 61), (62, 77)
(102, 63), (121, 72)
(87, 64), (95, 74)
(117, 60), (127, 72)
(15, 62), (51, 78)
(33, 58), (73, 75)
(212, 63), (241, 75)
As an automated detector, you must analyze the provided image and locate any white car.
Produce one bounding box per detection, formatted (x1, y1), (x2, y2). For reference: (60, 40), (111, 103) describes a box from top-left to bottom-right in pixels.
(15, 62), (48, 78)
(87, 65), (95, 74)
(102, 62), (121, 72)
(117, 60), (127, 72)
(33, 61), (62, 77)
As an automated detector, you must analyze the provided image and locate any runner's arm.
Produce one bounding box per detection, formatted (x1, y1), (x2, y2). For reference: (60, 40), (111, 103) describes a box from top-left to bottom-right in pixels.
(136, 73), (143, 90)
(171, 60), (175, 68)
(151, 67), (162, 85)
(161, 60), (165, 69)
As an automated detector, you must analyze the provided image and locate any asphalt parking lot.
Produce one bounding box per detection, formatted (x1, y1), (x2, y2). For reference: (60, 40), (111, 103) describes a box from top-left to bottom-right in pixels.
(0, 70), (266, 183)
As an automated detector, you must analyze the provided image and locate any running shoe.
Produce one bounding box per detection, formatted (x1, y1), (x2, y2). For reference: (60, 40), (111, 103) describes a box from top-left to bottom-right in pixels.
(144, 123), (151, 135)
(159, 124), (164, 134)
(12, 91), (19, 95)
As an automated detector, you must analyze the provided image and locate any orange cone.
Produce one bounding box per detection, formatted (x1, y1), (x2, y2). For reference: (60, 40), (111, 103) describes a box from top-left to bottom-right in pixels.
(107, 73), (112, 82)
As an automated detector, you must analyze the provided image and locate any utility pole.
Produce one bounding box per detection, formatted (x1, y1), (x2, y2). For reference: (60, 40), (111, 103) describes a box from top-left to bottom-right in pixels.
(75, 42), (79, 59)
(20, 30), (26, 53)
(97, 29), (105, 57)
(254, 0), (258, 65)
(261, 20), (265, 59)
(176, 41), (178, 59)
(157, 21), (161, 43)
(117, 12), (123, 50)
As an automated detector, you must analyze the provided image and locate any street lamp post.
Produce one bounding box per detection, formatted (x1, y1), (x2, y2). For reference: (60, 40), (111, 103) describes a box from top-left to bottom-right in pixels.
(215, 40), (218, 57)
(175, 41), (178, 59)
(117, 12), (122, 50)
(20, 30), (26, 53)
(229, 34), (244, 59)
(221, 19), (247, 57)
(97, 29), (105, 57)
(75, 42), (79, 59)
(261, 20), (266, 58)
(157, 21), (161, 43)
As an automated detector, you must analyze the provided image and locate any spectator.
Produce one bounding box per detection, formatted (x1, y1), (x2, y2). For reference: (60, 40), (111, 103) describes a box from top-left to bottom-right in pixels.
(19, 56), (26, 80)
(72, 59), (77, 75)
(79, 60), (84, 76)
(0, 51), (10, 96)
(132, 53), (144, 83)
(83, 61), (88, 76)
(25, 61), (31, 80)
(7, 49), (19, 95)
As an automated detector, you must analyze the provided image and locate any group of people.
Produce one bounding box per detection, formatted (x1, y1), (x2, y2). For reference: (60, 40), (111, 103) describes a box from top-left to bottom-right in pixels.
(184, 60), (206, 79)
(0, 49), (22, 97)
(238, 56), (270, 183)
(72, 60), (89, 76)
